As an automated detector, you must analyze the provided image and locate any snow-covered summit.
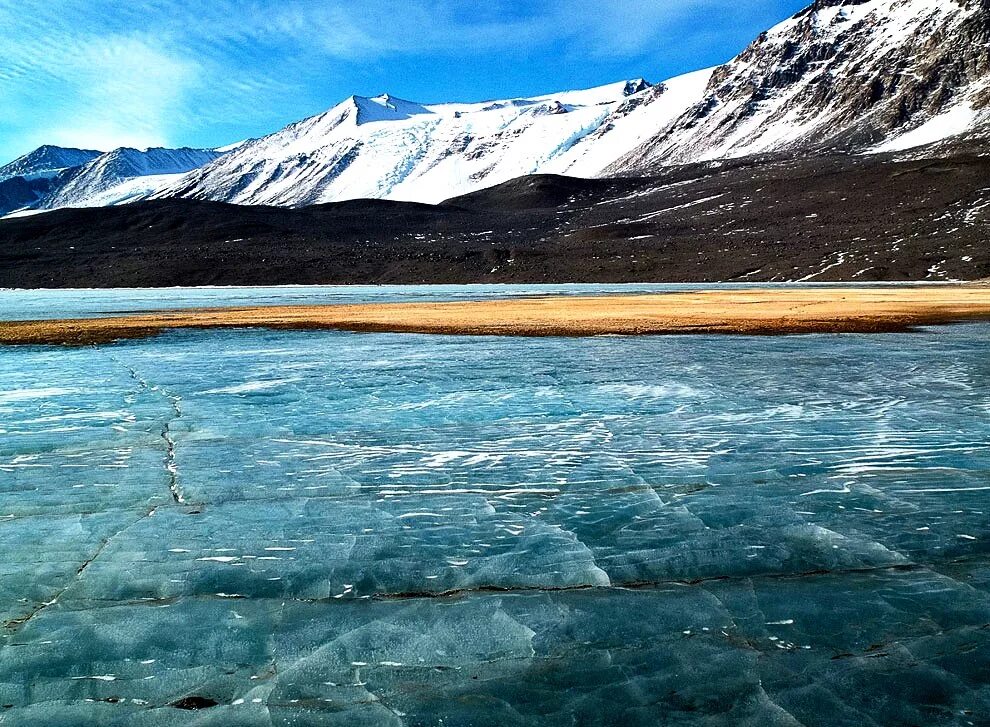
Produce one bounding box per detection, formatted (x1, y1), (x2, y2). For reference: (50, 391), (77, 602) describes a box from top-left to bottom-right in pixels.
(350, 94), (434, 124)
(157, 76), (716, 206)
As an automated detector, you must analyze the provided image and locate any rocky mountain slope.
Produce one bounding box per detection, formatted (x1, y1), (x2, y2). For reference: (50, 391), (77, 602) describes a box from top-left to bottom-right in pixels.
(611, 0), (990, 171)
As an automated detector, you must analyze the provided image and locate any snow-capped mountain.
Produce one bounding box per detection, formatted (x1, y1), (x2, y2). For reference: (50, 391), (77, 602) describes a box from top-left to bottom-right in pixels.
(44, 147), (224, 209)
(4, 0), (988, 214)
(0, 145), (226, 216)
(0, 145), (101, 183)
(609, 0), (990, 171)
(157, 74), (714, 206)
(0, 146), (103, 216)
(159, 0), (990, 207)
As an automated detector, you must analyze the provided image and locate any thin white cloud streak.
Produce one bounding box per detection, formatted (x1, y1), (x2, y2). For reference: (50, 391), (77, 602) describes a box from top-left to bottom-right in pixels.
(248, 0), (784, 59)
(1, 29), (199, 152)
(34, 36), (200, 151)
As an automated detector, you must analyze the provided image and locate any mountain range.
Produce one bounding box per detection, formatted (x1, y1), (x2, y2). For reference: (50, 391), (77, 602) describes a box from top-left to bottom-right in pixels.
(1, 0), (987, 287)
(2, 0), (987, 218)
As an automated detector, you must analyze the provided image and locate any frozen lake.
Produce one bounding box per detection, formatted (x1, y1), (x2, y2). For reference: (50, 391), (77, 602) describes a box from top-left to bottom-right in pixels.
(0, 286), (988, 725)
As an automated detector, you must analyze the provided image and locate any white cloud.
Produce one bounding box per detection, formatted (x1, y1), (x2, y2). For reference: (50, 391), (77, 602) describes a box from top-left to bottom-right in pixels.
(0, 0), (202, 154)
(30, 36), (199, 151)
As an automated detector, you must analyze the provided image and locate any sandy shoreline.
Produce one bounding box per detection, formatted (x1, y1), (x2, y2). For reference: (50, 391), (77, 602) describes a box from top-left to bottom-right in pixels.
(1, 287), (989, 345)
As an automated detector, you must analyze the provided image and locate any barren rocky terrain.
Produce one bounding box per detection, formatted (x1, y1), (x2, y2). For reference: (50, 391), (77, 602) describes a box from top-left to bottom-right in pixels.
(1, 152), (987, 288)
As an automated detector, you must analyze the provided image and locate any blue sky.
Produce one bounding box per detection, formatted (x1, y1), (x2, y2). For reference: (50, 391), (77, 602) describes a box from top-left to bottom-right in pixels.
(0, 0), (809, 163)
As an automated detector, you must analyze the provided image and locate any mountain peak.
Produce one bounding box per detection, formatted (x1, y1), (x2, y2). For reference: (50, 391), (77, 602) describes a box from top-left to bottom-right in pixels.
(623, 79), (653, 96)
(369, 93), (401, 106)
(31, 144), (100, 156)
(0, 145), (102, 184)
(350, 94), (433, 124)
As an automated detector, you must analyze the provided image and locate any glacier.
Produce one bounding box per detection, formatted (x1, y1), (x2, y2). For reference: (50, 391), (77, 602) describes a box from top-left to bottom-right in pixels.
(0, 286), (988, 725)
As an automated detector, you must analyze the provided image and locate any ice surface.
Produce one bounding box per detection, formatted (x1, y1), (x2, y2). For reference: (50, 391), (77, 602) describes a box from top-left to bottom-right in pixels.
(0, 287), (988, 725)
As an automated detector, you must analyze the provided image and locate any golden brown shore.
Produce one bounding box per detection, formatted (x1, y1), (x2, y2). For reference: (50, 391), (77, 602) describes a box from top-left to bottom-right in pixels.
(2, 286), (990, 346)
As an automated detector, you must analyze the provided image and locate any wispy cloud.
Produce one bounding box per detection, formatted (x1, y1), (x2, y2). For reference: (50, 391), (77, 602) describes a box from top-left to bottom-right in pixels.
(0, 1), (203, 154)
(29, 36), (199, 151)
(244, 0), (788, 59)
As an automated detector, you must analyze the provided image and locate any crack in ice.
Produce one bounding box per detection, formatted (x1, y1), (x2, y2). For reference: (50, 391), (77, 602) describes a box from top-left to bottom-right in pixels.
(2, 506), (160, 632)
(112, 356), (186, 505)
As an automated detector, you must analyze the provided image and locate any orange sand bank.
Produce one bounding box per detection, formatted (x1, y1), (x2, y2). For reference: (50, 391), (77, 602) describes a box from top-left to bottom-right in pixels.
(1, 287), (989, 346)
